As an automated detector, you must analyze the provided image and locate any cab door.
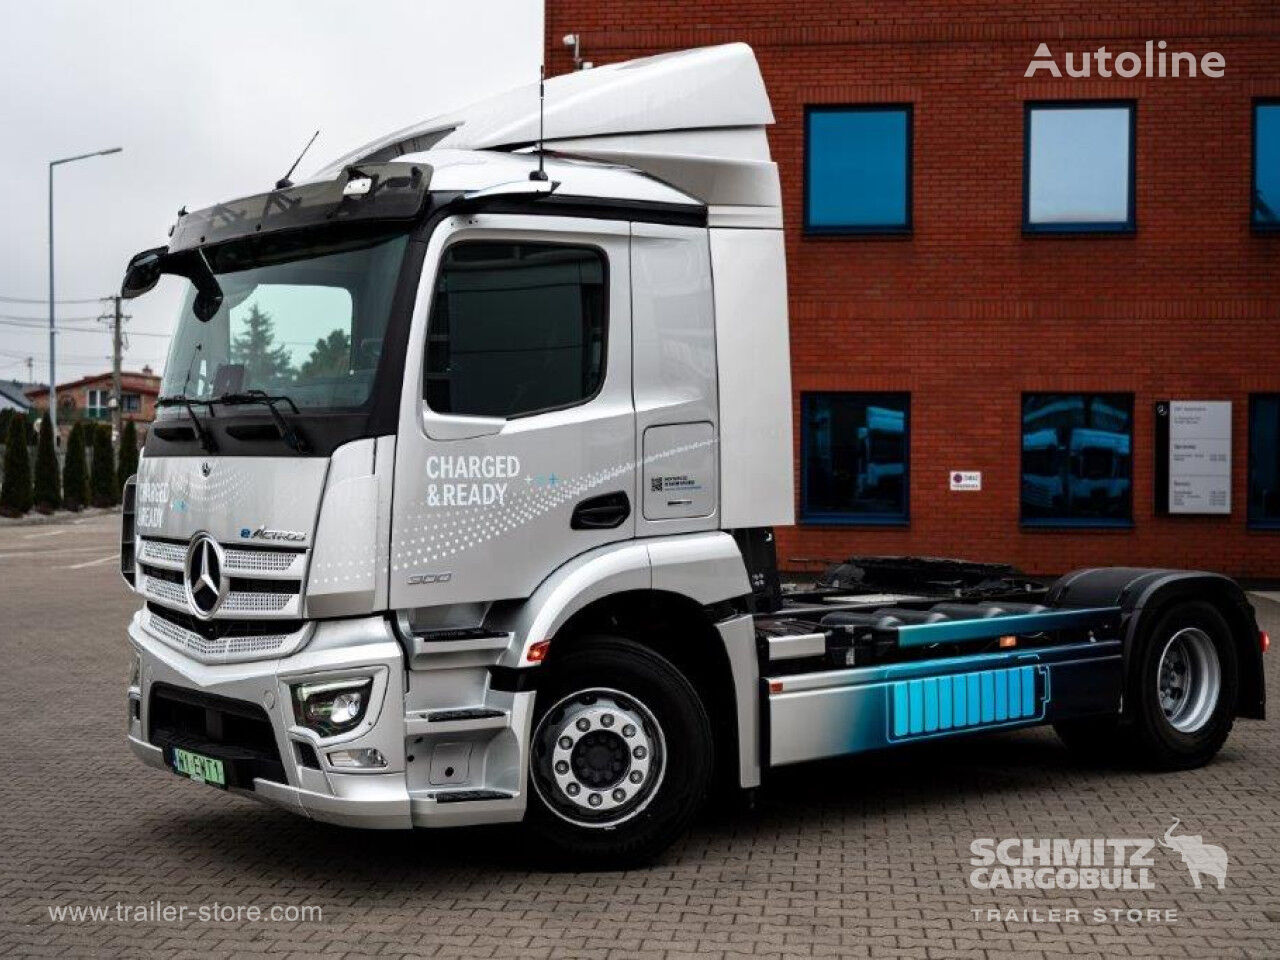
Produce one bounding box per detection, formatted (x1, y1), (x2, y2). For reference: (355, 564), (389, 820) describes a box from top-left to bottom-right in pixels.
(391, 214), (634, 609)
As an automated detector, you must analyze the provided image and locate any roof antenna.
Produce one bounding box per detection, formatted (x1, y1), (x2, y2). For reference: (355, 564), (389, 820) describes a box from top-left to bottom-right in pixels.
(276, 129), (320, 190)
(529, 65), (549, 182)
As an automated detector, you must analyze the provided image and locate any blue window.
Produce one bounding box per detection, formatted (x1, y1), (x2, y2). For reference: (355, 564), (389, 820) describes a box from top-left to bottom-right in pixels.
(1249, 395), (1280, 528)
(1254, 101), (1280, 231)
(1022, 393), (1133, 526)
(805, 106), (912, 233)
(1024, 102), (1135, 233)
(801, 392), (909, 524)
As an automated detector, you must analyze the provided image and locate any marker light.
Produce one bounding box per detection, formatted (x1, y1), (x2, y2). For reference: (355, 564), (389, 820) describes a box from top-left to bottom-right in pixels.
(998, 635), (1018, 649)
(527, 640), (551, 663)
(1262, 631), (1271, 655)
(291, 677), (373, 737)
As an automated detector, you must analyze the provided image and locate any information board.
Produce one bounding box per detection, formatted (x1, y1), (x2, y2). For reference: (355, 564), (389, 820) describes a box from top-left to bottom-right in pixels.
(1154, 401), (1231, 515)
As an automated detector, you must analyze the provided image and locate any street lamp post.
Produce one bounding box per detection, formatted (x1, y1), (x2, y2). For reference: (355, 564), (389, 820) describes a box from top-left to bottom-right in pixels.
(48, 146), (122, 443)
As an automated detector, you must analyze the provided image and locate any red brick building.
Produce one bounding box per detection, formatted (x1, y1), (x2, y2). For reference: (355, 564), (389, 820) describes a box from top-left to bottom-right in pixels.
(545, 2), (1280, 577)
(25, 368), (161, 444)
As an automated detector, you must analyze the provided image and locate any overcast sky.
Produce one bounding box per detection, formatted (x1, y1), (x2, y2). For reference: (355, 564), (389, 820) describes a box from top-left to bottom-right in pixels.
(0, 0), (542, 385)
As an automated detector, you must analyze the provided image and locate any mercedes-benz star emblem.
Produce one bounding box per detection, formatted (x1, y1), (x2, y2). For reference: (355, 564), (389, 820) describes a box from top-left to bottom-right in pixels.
(184, 533), (228, 619)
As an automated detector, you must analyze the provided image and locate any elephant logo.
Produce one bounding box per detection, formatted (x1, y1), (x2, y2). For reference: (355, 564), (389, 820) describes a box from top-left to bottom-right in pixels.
(1159, 818), (1228, 889)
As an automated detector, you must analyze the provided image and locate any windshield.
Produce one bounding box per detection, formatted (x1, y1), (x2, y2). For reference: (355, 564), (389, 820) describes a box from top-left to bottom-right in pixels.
(160, 230), (410, 410)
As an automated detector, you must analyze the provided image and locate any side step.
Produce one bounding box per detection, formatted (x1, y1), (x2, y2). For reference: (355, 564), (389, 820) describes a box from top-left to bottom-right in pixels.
(428, 789), (515, 804)
(405, 628), (513, 668)
(404, 706), (510, 735)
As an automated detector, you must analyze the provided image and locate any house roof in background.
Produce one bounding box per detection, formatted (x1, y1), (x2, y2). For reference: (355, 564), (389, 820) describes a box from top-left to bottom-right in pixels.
(24, 370), (161, 400)
(0, 380), (37, 410)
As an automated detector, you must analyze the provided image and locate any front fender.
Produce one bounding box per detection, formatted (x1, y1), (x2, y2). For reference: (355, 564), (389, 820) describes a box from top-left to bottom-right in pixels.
(490, 531), (751, 667)
(1047, 568), (1264, 720)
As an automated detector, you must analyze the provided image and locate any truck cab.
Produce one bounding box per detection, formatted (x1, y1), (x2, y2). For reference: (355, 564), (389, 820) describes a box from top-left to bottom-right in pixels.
(121, 44), (1264, 865)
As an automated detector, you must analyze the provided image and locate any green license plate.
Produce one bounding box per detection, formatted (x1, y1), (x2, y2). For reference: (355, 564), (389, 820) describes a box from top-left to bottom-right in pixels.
(172, 747), (226, 787)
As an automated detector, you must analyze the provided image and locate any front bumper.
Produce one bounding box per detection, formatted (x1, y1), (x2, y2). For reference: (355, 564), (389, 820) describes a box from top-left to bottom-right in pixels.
(126, 610), (533, 829)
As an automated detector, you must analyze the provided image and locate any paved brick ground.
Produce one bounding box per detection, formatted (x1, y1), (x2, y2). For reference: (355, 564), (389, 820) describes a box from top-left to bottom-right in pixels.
(1, 515), (1277, 959)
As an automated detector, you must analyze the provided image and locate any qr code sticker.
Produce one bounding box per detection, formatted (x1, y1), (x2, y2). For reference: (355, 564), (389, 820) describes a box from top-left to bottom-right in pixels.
(650, 476), (664, 493)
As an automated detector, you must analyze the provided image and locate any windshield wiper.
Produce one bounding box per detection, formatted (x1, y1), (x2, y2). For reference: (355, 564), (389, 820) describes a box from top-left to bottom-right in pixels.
(155, 394), (218, 453)
(212, 390), (311, 454)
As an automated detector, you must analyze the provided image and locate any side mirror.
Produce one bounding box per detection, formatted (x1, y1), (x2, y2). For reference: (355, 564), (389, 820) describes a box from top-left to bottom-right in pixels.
(120, 247), (166, 299)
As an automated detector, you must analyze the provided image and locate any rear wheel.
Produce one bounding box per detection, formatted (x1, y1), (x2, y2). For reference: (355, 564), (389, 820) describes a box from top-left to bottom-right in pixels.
(1055, 600), (1237, 769)
(526, 636), (713, 867)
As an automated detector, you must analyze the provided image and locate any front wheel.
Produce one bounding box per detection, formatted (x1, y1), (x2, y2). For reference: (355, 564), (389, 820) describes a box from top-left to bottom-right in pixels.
(526, 636), (713, 867)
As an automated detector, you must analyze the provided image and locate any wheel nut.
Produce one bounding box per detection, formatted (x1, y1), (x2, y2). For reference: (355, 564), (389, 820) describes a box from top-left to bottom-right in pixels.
(622, 724), (636, 738)
(629, 770), (643, 784)
(612, 788), (626, 802)
(576, 717), (591, 732)
(600, 713), (614, 727)
(588, 792), (602, 807)
(555, 760), (569, 774)
(566, 782), (580, 796)
(558, 736), (573, 750)
(633, 745), (647, 759)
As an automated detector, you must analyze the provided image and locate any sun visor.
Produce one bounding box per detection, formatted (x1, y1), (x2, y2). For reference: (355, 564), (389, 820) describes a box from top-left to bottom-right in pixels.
(169, 162), (432, 252)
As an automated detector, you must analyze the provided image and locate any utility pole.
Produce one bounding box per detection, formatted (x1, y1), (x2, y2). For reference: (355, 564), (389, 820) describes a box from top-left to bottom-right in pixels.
(102, 295), (127, 442)
(25, 357), (33, 383)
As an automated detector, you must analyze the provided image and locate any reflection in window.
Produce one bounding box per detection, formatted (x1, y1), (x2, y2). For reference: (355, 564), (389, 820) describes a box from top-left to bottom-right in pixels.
(1025, 103), (1134, 231)
(1249, 395), (1280, 528)
(1254, 101), (1280, 230)
(1022, 393), (1133, 526)
(801, 393), (909, 523)
(425, 243), (607, 418)
(805, 106), (912, 232)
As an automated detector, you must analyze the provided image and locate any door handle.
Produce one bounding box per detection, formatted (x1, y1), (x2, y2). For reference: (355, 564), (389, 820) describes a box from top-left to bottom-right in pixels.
(571, 491), (631, 530)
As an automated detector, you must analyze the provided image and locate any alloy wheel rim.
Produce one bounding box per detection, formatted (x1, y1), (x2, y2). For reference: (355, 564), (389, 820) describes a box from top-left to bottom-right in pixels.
(531, 687), (666, 828)
(1156, 627), (1221, 733)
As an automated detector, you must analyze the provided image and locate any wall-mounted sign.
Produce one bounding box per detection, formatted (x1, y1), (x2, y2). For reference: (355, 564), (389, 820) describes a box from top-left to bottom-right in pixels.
(950, 471), (982, 491)
(1154, 401), (1231, 515)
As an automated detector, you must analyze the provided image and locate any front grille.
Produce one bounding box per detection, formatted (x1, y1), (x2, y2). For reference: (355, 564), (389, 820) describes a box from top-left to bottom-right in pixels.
(144, 603), (304, 663)
(148, 683), (285, 787)
(143, 575), (187, 608)
(224, 548), (301, 573)
(136, 543), (304, 621)
(140, 539), (185, 566)
(222, 592), (294, 614)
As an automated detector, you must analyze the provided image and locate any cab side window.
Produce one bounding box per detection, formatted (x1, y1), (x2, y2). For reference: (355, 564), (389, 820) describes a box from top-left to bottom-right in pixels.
(425, 242), (607, 418)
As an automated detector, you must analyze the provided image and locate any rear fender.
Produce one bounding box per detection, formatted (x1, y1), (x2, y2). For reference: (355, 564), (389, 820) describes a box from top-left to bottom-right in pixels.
(1047, 568), (1264, 720)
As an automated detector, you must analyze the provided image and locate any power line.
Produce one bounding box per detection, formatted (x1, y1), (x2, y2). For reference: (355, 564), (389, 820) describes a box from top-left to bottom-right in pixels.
(0, 294), (108, 305)
(0, 317), (171, 338)
(0, 312), (104, 322)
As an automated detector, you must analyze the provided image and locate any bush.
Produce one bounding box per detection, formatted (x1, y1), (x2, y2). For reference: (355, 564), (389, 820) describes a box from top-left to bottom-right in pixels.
(90, 424), (118, 508)
(0, 414), (33, 516)
(117, 420), (139, 493)
(32, 413), (60, 513)
(63, 422), (89, 510)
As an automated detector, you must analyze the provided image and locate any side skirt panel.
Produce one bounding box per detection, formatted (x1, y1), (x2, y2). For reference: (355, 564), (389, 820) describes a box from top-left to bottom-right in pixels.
(767, 640), (1122, 767)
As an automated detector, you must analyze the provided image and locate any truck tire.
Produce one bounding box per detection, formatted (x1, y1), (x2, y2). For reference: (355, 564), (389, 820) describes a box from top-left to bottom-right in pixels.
(526, 635), (713, 867)
(1055, 600), (1237, 770)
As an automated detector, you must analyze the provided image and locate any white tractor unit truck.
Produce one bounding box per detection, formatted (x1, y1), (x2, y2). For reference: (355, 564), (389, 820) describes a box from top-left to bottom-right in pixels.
(120, 45), (1266, 864)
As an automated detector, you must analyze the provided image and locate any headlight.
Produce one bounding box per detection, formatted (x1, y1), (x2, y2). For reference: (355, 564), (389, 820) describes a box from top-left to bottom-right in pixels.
(291, 678), (373, 737)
